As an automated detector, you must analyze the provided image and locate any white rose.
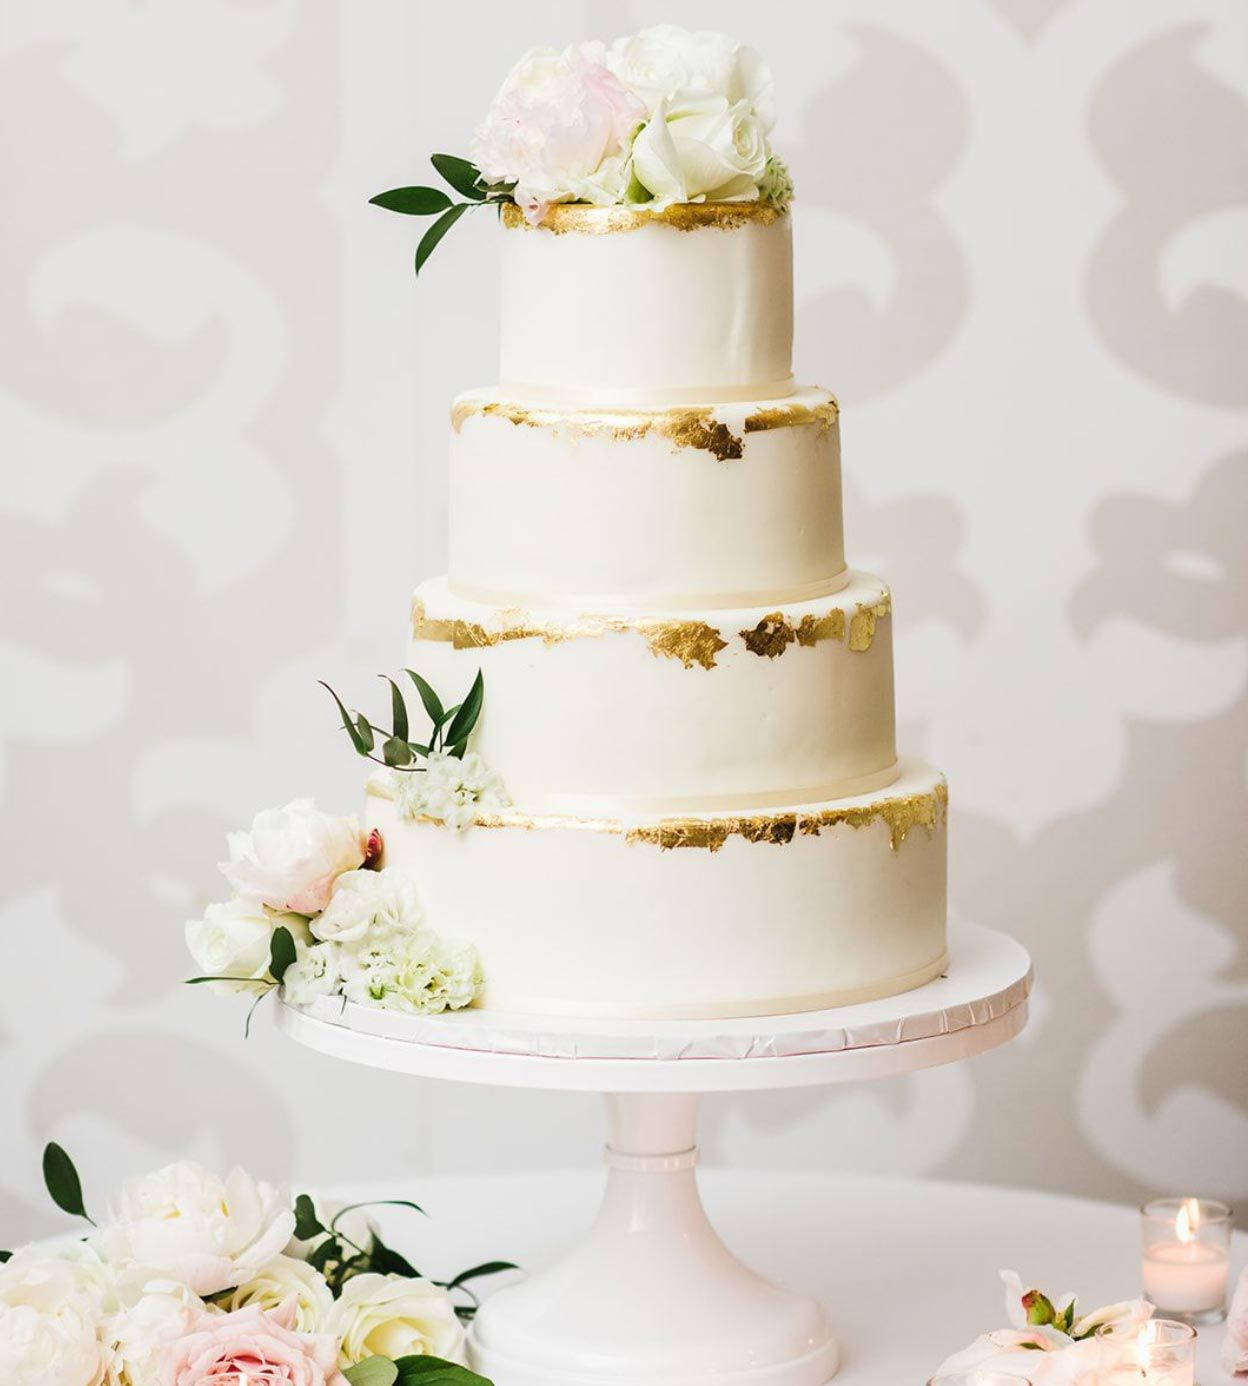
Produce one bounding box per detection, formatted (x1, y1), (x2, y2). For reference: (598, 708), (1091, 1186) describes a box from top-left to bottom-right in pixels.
(101, 1277), (202, 1386)
(391, 751), (511, 832)
(223, 1255), (333, 1332)
(281, 940), (342, 1007)
(311, 868), (422, 945)
(185, 897), (281, 995)
(609, 24), (775, 129)
(220, 800), (365, 915)
(339, 928), (480, 1015)
(96, 1162), (295, 1297)
(630, 94), (768, 208)
(327, 1273), (464, 1368)
(0, 1252), (107, 1386)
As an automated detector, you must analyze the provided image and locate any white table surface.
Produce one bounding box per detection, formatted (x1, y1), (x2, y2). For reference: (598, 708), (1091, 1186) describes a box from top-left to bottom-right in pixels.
(336, 1168), (1244, 1385)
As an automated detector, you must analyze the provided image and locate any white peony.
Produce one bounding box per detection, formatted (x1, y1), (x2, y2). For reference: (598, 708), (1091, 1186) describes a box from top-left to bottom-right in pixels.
(101, 1277), (203, 1386)
(311, 868), (422, 945)
(184, 897), (283, 994)
(630, 93), (768, 207)
(95, 1162), (295, 1297)
(223, 1254), (333, 1332)
(609, 23), (775, 129)
(220, 800), (365, 915)
(391, 751), (511, 832)
(281, 940), (342, 1008)
(0, 1251), (108, 1386)
(327, 1273), (465, 1367)
(470, 41), (645, 223)
(935, 1328), (1103, 1386)
(339, 928), (481, 1015)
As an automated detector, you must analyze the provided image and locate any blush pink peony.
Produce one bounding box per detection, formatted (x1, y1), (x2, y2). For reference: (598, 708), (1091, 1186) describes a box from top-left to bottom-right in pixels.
(220, 800), (365, 916)
(158, 1300), (345, 1385)
(470, 40), (644, 223)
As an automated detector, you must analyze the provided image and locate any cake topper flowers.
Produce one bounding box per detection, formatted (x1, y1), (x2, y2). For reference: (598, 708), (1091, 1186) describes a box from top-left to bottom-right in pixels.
(371, 25), (793, 274)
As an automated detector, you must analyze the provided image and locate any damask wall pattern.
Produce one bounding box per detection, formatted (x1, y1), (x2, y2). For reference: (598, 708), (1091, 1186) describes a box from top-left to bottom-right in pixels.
(1, 0), (1245, 1241)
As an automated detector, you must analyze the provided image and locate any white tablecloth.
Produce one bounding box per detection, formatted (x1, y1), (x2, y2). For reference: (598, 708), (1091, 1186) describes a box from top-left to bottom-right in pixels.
(337, 1168), (1244, 1384)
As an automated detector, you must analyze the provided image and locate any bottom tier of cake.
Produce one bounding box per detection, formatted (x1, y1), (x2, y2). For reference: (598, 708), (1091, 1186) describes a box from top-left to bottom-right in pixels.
(364, 758), (948, 1020)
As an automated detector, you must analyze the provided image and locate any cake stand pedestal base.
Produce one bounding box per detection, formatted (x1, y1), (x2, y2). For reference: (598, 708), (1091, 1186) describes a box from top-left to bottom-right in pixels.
(469, 1093), (837, 1386)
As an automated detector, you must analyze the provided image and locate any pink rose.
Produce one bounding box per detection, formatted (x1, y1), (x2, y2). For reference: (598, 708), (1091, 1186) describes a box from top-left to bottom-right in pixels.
(221, 800), (366, 916)
(160, 1300), (346, 1385)
(470, 41), (644, 223)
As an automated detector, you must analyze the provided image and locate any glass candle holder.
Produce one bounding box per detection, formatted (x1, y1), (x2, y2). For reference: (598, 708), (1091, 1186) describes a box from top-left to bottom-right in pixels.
(928, 1374), (1033, 1386)
(1096, 1319), (1197, 1385)
(1141, 1196), (1232, 1322)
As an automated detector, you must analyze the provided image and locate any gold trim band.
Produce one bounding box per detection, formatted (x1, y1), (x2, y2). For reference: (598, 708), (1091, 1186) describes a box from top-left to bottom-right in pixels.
(368, 777), (948, 854)
(502, 201), (787, 235)
(412, 587), (889, 667)
(450, 394), (838, 461)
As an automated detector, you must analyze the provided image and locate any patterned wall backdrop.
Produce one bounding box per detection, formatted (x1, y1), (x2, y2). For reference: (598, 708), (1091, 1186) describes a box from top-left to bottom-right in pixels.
(2, 0), (1245, 1240)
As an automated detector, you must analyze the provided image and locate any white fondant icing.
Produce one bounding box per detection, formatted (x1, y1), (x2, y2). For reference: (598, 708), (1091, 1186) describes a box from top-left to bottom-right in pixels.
(448, 386), (844, 608)
(498, 212), (793, 403)
(407, 571), (897, 814)
(366, 759), (948, 1020)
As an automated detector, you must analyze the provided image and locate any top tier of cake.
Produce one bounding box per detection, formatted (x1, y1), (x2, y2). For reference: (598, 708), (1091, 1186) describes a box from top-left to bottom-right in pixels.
(498, 203), (793, 404)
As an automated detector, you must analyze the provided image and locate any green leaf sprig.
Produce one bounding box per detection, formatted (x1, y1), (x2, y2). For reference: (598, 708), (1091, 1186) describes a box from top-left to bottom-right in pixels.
(321, 669), (485, 771)
(345, 1355), (494, 1385)
(370, 155), (516, 276)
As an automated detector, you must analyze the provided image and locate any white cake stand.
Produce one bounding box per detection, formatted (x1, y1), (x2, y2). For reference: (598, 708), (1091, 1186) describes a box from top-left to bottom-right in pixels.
(278, 921), (1031, 1386)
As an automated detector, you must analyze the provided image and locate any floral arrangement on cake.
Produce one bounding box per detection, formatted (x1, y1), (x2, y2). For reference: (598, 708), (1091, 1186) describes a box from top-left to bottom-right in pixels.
(933, 1269), (1154, 1384)
(0, 1143), (508, 1385)
(185, 671), (509, 1027)
(370, 24), (792, 272)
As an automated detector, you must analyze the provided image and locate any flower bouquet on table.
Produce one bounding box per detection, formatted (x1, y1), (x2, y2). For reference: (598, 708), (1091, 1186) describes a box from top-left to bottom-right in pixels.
(369, 23), (793, 273)
(185, 669), (509, 1031)
(0, 1144), (514, 1385)
(934, 1270), (1153, 1385)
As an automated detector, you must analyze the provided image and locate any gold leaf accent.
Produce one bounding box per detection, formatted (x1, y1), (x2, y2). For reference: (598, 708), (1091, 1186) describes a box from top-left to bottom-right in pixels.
(450, 398), (744, 460)
(386, 781), (948, 854)
(740, 596), (886, 657)
(501, 201), (786, 235)
(740, 613), (797, 658)
(411, 597), (727, 670)
(744, 398), (839, 434)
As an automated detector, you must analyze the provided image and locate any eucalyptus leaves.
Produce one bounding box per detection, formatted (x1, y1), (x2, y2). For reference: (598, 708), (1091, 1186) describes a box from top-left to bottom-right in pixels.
(1, 1143), (506, 1385)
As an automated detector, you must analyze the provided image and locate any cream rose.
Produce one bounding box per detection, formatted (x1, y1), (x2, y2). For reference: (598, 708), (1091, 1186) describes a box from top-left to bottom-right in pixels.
(0, 1252), (107, 1386)
(221, 800), (365, 915)
(609, 23), (775, 129)
(184, 897), (278, 994)
(224, 1255), (333, 1332)
(311, 868), (422, 945)
(97, 1162), (295, 1297)
(630, 93), (768, 207)
(327, 1273), (464, 1368)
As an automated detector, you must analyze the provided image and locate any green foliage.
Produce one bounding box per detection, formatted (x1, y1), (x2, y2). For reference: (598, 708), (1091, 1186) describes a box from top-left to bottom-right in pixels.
(431, 154), (486, 200)
(269, 926), (297, 984)
(43, 1143), (92, 1225)
(321, 671), (486, 770)
(369, 187), (453, 215)
(344, 1359), (399, 1386)
(293, 1193), (325, 1241)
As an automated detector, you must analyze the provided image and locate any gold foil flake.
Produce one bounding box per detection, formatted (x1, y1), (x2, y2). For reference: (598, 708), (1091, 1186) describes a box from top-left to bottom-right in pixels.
(393, 781), (948, 854)
(501, 202), (786, 234)
(848, 593), (892, 652)
(740, 613), (796, 658)
(411, 598), (726, 670)
(744, 398), (839, 434)
(739, 601), (871, 657)
(450, 397), (744, 460)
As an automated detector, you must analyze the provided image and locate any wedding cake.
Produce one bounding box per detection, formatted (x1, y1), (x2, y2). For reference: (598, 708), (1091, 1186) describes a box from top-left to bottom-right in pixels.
(187, 25), (948, 1029)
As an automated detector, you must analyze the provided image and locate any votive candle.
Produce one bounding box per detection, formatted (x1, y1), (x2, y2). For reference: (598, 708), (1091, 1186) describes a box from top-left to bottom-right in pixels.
(1141, 1196), (1231, 1322)
(1097, 1319), (1197, 1386)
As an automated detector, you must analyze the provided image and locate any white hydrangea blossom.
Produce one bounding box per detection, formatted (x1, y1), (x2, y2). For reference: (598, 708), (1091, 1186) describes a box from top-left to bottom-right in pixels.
(281, 941), (342, 1008)
(339, 927), (481, 1016)
(390, 751), (511, 832)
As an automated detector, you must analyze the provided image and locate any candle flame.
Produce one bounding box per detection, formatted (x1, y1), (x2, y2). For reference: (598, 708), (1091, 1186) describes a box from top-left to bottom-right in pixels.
(1176, 1197), (1200, 1242)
